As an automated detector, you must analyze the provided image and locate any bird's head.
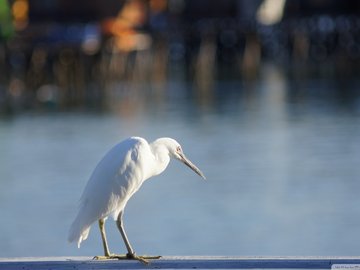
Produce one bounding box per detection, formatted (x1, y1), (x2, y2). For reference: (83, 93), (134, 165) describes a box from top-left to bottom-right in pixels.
(160, 138), (206, 179)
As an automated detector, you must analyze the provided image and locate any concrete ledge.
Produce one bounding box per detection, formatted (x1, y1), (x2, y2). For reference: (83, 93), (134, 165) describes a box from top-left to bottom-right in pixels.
(1, 256), (360, 269)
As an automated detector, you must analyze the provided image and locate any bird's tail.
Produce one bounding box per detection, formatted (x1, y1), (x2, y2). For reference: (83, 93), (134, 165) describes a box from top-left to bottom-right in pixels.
(68, 215), (91, 248)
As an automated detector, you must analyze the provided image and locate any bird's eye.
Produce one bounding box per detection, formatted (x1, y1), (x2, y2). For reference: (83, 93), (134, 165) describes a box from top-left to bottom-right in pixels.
(176, 146), (181, 152)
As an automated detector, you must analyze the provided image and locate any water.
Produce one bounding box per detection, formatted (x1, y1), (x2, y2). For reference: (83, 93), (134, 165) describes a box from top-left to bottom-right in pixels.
(1, 66), (360, 257)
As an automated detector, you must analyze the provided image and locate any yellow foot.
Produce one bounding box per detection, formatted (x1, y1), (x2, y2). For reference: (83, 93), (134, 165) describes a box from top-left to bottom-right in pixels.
(93, 254), (161, 264)
(93, 254), (127, 260)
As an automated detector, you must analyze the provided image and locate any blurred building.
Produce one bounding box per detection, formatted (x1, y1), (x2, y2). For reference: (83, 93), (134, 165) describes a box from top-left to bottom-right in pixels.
(1, 0), (360, 113)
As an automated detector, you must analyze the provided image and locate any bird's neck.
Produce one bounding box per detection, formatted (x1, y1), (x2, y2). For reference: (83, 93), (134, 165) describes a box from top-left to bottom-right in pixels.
(150, 141), (171, 177)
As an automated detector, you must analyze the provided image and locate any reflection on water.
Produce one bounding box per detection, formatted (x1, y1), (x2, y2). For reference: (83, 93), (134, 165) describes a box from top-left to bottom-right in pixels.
(1, 65), (360, 257)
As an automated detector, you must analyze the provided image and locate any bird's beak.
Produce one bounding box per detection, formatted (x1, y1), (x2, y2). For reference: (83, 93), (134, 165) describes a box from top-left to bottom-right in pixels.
(179, 153), (206, 179)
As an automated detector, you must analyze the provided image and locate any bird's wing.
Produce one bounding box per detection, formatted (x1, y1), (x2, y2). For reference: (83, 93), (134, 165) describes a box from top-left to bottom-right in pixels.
(78, 137), (149, 223)
(68, 137), (151, 246)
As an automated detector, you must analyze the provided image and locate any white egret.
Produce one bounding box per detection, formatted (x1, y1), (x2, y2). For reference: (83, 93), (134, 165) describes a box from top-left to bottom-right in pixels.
(68, 137), (205, 263)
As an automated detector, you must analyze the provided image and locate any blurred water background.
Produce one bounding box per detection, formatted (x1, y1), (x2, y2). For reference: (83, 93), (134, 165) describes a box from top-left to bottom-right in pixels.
(1, 0), (360, 258)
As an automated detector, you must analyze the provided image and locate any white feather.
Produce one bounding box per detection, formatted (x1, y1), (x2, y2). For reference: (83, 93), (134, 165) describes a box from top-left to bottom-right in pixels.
(68, 136), (205, 249)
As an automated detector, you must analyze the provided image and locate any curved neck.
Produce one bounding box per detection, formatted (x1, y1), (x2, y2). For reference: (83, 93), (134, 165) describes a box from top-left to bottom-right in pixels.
(149, 140), (171, 177)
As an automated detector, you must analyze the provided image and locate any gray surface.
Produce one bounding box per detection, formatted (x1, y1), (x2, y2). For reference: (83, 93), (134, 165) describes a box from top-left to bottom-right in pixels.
(1, 256), (360, 269)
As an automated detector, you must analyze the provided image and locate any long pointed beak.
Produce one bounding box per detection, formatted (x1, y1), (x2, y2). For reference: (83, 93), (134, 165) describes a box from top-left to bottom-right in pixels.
(180, 153), (206, 179)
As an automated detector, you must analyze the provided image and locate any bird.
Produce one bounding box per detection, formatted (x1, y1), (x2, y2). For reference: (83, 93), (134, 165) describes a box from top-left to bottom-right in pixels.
(68, 136), (205, 263)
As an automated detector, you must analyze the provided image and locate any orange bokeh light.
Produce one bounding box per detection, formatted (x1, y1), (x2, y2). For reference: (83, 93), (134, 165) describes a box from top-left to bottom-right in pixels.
(12, 0), (28, 21)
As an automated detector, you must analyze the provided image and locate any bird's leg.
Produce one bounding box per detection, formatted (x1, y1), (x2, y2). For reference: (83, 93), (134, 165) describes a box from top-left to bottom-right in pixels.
(94, 218), (128, 261)
(116, 211), (135, 257)
(94, 213), (159, 263)
(99, 218), (111, 256)
(93, 219), (113, 260)
(115, 212), (161, 264)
